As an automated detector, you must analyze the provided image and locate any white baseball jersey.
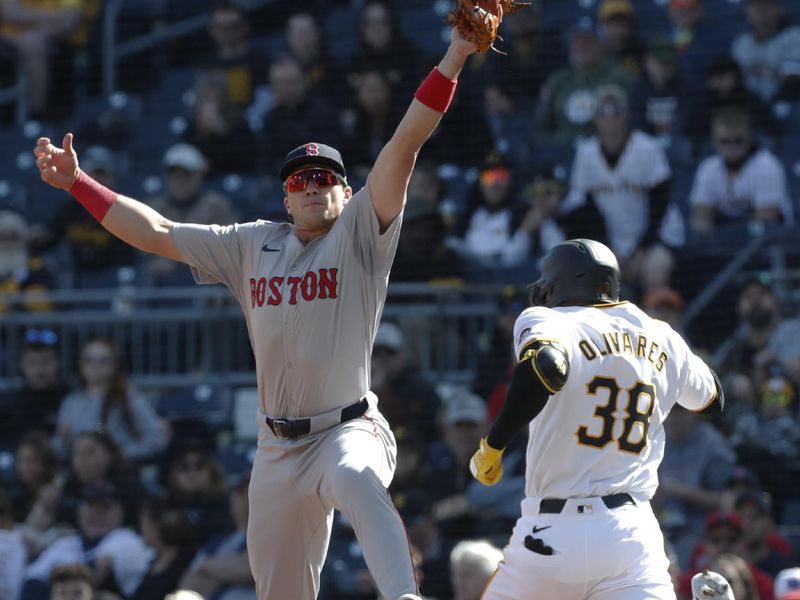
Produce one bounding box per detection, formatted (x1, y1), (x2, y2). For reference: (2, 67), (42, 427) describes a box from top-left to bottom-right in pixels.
(564, 130), (684, 257)
(513, 301), (717, 501)
(172, 183), (402, 418)
(732, 25), (800, 102)
(690, 149), (794, 224)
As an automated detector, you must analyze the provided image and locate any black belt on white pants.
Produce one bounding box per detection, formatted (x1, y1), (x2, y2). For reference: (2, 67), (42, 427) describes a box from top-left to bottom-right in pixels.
(266, 397), (369, 440)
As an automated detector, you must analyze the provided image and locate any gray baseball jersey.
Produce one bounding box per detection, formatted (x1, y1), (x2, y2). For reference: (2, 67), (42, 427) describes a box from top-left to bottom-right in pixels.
(172, 183), (403, 418)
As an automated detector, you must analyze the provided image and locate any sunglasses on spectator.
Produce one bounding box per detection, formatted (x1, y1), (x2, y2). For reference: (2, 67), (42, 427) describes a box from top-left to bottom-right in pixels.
(480, 167), (510, 187)
(284, 169), (346, 193)
(24, 329), (58, 346)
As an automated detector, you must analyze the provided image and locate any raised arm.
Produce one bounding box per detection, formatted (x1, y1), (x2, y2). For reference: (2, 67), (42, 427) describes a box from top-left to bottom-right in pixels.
(368, 28), (476, 229)
(34, 133), (185, 262)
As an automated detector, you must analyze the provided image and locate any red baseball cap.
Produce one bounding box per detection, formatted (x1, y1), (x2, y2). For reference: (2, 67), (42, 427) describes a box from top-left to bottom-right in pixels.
(704, 510), (743, 533)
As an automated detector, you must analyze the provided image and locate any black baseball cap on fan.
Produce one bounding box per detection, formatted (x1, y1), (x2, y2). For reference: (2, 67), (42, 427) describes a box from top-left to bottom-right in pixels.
(279, 142), (347, 181)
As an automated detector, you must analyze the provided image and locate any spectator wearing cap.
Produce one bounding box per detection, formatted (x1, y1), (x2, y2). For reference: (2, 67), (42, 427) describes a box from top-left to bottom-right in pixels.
(689, 105), (792, 239)
(598, 0), (645, 77)
(130, 497), (199, 600)
(776, 567), (800, 600)
(370, 321), (442, 445)
(0, 210), (53, 312)
(534, 16), (633, 143)
(49, 563), (94, 600)
(145, 143), (236, 286)
(732, 0), (800, 103)
(683, 56), (779, 142)
(514, 165), (570, 257)
(259, 55), (340, 176)
(561, 84), (685, 289)
(680, 510), (774, 600)
(656, 406), (736, 569)
(0, 328), (68, 447)
(734, 490), (792, 577)
(630, 36), (690, 136)
(423, 390), (489, 547)
(22, 480), (151, 600)
(42, 145), (139, 290)
(666, 0), (733, 91)
(179, 472), (256, 600)
(181, 70), (257, 176)
(392, 163), (468, 283)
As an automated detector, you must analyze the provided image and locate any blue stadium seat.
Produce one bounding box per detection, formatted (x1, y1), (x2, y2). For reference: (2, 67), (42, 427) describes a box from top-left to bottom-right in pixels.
(541, 0), (593, 32)
(323, 7), (358, 62)
(399, 5), (450, 57)
(155, 382), (233, 431)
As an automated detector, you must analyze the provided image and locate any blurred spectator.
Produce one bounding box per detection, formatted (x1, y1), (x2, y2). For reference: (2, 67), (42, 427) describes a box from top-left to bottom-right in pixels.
(285, 12), (340, 98)
(708, 553), (764, 600)
(0, 0), (98, 119)
(680, 511), (774, 600)
(0, 486), (27, 600)
(449, 539), (503, 600)
(55, 338), (169, 462)
(598, 0), (645, 77)
(642, 287), (685, 332)
(179, 473), (255, 600)
(45, 146), (139, 290)
(22, 480), (151, 600)
(482, 2), (566, 120)
(630, 36), (689, 136)
(259, 55), (340, 175)
(667, 0), (732, 91)
(775, 567), (800, 600)
(146, 143), (236, 286)
(534, 17), (633, 143)
(423, 390), (487, 545)
(732, 0), (800, 103)
(341, 69), (404, 180)
(684, 57), (779, 142)
(182, 70), (257, 176)
(352, 1), (422, 93)
(766, 315), (800, 387)
(318, 512), (376, 600)
(689, 106), (792, 237)
(6, 431), (59, 525)
(451, 154), (532, 269)
(164, 441), (233, 546)
(561, 85), (684, 287)
(716, 278), (783, 379)
(734, 490), (792, 577)
(389, 429), (429, 499)
(48, 563), (93, 600)
(370, 321), (442, 445)
(0, 329), (68, 448)
(515, 165), (569, 256)
(165, 592), (204, 600)
(392, 170), (468, 283)
(656, 407), (736, 568)
(201, 1), (268, 108)
(130, 497), (198, 600)
(55, 430), (141, 531)
(0, 211), (53, 313)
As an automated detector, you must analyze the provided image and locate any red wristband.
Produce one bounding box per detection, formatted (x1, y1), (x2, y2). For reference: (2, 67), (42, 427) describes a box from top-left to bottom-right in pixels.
(69, 170), (117, 222)
(414, 67), (457, 113)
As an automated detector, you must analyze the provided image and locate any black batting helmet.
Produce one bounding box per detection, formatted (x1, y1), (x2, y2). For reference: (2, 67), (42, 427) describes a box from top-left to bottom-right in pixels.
(529, 239), (620, 307)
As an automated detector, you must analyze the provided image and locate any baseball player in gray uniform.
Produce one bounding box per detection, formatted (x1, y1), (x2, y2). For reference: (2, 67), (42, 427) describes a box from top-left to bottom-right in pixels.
(33, 29), (477, 600)
(469, 239), (726, 600)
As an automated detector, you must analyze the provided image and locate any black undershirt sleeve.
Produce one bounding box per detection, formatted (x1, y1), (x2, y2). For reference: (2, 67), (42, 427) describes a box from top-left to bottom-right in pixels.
(486, 359), (552, 450)
(642, 178), (671, 247)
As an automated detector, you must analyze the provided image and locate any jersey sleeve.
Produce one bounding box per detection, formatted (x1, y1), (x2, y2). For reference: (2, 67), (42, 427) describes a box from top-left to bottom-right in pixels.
(689, 159), (717, 208)
(336, 182), (403, 277)
(752, 153), (788, 210)
(676, 346), (718, 411)
(513, 306), (565, 360)
(172, 222), (257, 295)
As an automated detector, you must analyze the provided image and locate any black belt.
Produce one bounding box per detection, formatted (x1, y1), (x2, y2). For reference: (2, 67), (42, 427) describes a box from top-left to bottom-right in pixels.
(266, 397), (369, 440)
(539, 492), (634, 514)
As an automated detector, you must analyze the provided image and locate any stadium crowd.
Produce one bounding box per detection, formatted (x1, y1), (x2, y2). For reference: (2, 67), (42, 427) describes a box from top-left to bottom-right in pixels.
(1, 0), (800, 598)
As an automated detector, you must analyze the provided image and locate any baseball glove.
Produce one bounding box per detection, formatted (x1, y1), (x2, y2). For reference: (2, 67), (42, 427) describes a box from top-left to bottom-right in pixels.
(447, 0), (529, 53)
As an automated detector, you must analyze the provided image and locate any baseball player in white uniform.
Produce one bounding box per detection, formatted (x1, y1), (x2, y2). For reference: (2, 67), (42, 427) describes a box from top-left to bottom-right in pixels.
(33, 29), (478, 600)
(469, 239), (726, 600)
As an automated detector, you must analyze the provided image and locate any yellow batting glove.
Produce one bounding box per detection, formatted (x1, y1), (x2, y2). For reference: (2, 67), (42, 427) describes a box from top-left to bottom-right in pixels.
(469, 437), (504, 486)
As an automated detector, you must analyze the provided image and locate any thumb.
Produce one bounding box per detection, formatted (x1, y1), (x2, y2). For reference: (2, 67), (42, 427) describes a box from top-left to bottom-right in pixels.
(63, 132), (76, 156)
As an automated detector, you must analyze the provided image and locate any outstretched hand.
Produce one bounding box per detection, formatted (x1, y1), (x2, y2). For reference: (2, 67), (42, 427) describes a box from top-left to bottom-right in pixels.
(449, 26), (479, 57)
(33, 133), (79, 191)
